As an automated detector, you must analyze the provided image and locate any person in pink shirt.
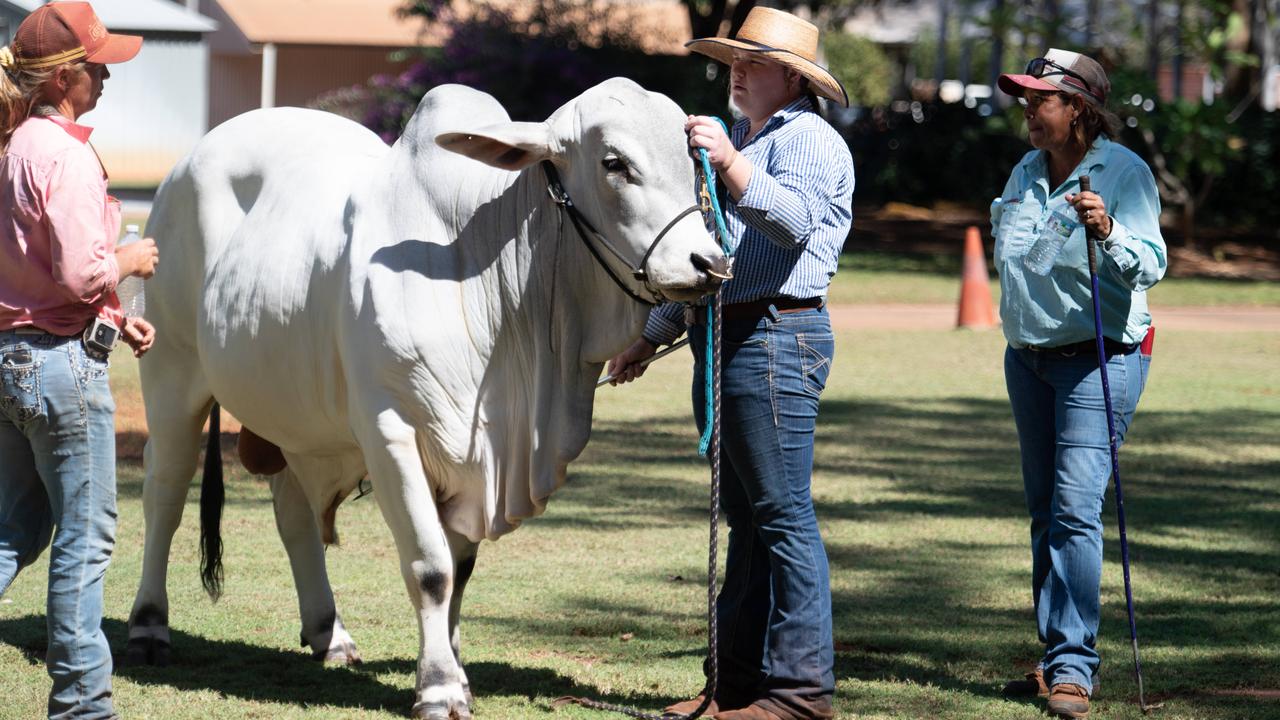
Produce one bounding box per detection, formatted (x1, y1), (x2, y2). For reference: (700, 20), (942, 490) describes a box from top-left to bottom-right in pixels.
(0, 3), (158, 718)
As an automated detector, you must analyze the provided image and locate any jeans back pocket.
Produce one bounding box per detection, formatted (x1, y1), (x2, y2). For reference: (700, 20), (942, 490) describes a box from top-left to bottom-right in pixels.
(796, 332), (834, 395)
(1, 347), (43, 423)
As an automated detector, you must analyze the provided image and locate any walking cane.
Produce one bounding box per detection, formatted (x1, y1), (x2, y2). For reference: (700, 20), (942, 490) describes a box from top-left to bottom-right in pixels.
(1079, 175), (1159, 713)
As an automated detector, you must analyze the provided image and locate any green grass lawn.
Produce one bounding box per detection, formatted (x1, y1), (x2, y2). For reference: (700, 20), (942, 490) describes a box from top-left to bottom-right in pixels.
(1, 326), (1277, 719)
(829, 252), (1280, 307)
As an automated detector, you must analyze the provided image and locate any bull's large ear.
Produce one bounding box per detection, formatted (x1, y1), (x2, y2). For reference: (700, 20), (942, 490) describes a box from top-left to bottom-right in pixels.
(435, 122), (554, 171)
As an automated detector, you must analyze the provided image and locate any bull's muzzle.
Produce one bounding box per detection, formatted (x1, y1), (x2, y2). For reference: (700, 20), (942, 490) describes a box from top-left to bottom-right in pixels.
(691, 252), (733, 284)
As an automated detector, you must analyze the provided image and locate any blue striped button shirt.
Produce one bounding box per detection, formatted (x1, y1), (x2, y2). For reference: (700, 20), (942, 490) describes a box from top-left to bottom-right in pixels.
(643, 97), (855, 346)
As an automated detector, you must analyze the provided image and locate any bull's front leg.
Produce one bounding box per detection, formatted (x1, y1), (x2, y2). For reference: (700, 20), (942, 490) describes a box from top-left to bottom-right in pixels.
(361, 410), (470, 720)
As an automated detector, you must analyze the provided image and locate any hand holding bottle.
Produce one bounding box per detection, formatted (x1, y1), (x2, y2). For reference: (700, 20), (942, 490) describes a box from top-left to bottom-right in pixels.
(115, 231), (158, 279)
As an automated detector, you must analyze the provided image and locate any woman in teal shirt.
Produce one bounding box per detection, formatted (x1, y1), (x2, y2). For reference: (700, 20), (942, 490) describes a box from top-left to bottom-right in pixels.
(992, 49), (1166, 720)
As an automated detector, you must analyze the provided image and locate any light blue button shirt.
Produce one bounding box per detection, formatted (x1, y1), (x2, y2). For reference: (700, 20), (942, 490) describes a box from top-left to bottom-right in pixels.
(643, 97), (854, 345)
(992, 137), (1166, 347)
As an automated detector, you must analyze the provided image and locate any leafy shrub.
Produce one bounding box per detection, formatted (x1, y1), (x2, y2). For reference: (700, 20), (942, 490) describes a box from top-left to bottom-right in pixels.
(824, 33), (894, 108)
(327, 1), (727, 143)
(845, 101), (1031, 208)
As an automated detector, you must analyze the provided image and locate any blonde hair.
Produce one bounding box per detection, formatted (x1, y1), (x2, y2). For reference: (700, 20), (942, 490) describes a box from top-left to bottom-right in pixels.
(0, 61), (80, 151)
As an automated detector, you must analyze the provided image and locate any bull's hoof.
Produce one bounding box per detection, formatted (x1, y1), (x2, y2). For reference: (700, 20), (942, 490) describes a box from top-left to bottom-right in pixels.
(125, 637), (171, 666)
(312, 640), (362, 666)
(411, 701), (472, 719)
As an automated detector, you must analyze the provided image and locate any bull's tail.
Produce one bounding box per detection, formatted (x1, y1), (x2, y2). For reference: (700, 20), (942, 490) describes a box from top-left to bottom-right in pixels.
(200, 402), (225, 601)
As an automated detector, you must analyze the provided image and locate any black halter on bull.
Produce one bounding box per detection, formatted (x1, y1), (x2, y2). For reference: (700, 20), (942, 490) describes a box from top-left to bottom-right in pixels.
(556, 131), (735, 720)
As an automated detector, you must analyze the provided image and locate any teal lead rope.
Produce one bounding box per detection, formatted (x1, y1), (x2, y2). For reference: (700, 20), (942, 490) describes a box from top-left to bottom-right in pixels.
(552, 118), (734, 720)
(698, 118), (733, 457)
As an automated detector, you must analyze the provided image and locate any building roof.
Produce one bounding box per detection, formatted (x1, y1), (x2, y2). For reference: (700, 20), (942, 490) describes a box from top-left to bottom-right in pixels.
(214, 0), (431, 47)
(842, 0), (940, 45)
(2, 0), (216, 33)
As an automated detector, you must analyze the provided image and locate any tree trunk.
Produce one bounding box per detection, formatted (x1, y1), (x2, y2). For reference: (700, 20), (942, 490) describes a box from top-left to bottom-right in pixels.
(1172, 0), (1185, 100)
(687, 0), (731, 40)
(1045, 0), (1061, 48)
(1147, 0), (1161, 78)
(986, 0), (1007, 106)
(1222, 0), (1255, 98)
(726, 0), (755, 37)
(936, 0), (951, 85)
(1085, 0), (1100, 48)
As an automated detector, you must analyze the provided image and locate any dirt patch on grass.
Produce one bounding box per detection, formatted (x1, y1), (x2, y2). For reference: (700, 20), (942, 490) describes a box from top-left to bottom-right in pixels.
(113, 403), (244, 465)
(1201, 688), (1280, 699)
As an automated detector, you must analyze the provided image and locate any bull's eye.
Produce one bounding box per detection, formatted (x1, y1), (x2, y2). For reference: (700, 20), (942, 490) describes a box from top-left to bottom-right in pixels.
(601, 156), (630, 178)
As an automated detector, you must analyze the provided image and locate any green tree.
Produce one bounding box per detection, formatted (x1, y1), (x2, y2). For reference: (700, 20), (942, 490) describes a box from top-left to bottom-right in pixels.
(825, 32), (894, 106)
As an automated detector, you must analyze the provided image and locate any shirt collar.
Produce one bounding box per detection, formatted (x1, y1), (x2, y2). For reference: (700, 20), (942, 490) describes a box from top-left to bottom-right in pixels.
(1025, 136), (1114, 192)
(40, 114), (94, 144)
(732, 96), (816, 147)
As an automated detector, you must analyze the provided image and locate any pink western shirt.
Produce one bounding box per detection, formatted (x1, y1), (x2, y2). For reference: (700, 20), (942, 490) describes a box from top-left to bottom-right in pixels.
(0, 114), (124, 336)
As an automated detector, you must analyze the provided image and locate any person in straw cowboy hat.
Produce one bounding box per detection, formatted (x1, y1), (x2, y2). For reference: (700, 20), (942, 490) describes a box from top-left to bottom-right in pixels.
(609, 7), (853, 719)
(0, 2), (158, 718)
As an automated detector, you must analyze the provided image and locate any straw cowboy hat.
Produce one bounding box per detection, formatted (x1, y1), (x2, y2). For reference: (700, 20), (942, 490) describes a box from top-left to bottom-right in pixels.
(686, 7), (849, 107)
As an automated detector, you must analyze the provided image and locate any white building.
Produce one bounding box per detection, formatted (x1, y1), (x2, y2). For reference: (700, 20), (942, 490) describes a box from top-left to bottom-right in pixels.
(0, 0), (217, 187)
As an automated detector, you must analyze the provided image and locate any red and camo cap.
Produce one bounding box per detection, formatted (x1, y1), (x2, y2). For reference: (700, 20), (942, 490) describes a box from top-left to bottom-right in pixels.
(8, 2), (141, 71)
(998, 48), (1109, 106)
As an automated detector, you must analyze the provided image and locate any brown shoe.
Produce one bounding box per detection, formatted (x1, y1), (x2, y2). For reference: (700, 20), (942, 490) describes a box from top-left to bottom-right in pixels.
(711, 702), (787, 720)
(663, 695), (718, 717)
(1002, 667), (1049, 698)
(1047, 683), (1090, 719)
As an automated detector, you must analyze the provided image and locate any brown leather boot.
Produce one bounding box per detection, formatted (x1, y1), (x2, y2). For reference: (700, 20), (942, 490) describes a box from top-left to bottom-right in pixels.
(1047, 683), (1091, 719)
(663, 695), (718, 717)
(1001, 667), (1049, 698)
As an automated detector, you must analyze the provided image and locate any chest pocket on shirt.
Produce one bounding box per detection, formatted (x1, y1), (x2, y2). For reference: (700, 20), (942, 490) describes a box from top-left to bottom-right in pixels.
(994, 193), (1040, 264)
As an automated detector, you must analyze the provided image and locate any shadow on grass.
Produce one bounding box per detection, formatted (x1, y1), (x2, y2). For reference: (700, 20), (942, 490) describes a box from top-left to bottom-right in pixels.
(572, 395), (1280, 698)
(0, 616), (678, 713)
(85, 390), (1278, 709)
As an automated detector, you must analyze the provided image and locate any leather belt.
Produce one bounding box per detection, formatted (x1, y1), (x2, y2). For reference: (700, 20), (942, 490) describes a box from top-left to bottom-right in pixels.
(687, 297), (823, 326)
(1027, 337), (1136, 356)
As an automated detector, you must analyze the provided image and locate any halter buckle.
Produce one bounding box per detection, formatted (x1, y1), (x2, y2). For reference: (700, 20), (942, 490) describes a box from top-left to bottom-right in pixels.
(547, 182), (569, 206)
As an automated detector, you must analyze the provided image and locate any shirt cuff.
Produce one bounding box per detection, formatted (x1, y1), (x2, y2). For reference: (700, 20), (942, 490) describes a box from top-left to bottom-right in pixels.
(1102, 215), (1138, 275)
(643, 304), (686, 346)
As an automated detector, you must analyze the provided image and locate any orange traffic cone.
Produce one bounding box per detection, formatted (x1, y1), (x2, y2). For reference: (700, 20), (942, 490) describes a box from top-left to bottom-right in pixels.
(957, 225), (997, 329)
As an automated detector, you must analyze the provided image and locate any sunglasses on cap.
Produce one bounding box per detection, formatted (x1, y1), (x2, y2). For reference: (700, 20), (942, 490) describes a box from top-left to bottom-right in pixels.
(1025, 57), (1101, 101)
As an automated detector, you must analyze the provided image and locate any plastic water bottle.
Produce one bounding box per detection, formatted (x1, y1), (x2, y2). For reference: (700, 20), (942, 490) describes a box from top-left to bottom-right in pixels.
(1022, 207), (1080, 276)
(116, 224), (146, 317)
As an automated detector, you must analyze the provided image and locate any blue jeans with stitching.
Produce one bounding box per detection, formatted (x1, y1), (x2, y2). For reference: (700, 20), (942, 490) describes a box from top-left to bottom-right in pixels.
(689, 306), (835, 719)
(1004, 344), (1149, 695)
(0, 329), (118, 719)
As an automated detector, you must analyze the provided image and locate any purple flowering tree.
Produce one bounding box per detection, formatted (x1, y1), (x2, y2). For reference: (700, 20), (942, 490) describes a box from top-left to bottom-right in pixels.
(317, 0), (673, 143)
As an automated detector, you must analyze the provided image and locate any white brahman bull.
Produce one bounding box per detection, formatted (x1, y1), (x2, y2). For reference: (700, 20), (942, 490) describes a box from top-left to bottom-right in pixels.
(125, 78), (727, 719)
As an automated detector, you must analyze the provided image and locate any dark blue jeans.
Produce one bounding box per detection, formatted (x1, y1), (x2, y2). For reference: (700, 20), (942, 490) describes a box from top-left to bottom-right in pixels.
(690, 306), (835, 719)
(1005, 344), (1149, 694)
(0, 329), (118, 719)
